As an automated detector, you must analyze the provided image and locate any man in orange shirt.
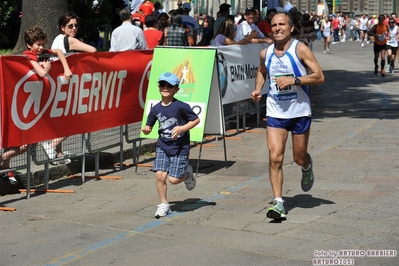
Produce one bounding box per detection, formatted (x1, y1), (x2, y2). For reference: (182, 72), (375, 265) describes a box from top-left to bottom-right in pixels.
(368, 14), (390, 76)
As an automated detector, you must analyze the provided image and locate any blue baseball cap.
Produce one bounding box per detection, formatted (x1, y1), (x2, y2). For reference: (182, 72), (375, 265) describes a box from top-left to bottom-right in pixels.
(158, 72), (180, 86)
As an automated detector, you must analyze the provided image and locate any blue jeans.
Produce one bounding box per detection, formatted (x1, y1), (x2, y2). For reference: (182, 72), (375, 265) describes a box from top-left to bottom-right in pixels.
(333, 28), (339, 42)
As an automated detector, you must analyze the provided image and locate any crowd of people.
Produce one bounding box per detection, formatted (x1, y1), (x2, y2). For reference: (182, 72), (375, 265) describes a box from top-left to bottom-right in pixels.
(318, 12), (399, 76)
(127, 2), (318, 48)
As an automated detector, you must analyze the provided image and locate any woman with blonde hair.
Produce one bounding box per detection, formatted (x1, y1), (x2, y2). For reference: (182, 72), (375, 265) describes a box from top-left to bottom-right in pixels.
(211, 18), (257, 46)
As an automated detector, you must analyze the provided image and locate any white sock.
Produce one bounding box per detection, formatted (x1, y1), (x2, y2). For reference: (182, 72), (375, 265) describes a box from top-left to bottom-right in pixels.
(274, 197), (283, 204)
(302, 163), (311, 172)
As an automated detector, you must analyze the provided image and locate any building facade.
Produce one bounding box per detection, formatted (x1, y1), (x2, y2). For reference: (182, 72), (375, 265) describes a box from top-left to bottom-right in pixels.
(163, 0), (399, 17)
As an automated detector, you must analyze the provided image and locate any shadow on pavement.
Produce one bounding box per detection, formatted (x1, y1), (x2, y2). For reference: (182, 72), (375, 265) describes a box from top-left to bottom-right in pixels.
(170, 198), (217, 213)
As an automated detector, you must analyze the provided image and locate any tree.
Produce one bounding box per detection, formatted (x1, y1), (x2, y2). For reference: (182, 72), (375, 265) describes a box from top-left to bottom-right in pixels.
(12, 0), (68, 54)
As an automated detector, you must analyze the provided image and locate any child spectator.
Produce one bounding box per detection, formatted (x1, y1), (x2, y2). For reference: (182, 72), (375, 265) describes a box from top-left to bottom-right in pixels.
(141, 72), (200, 218)
(23, 25), (73, 165)
(23, 25), (72, 79)
(0, 26), (72, 185)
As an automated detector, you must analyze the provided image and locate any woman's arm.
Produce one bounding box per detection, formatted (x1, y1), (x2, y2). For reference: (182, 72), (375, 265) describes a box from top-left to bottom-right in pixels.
(51, 48), (72, 80)
(69, 36), (97, 52)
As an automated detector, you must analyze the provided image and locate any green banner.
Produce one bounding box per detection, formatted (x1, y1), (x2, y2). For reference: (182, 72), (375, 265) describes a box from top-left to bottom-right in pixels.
(140, 47), (216, 142)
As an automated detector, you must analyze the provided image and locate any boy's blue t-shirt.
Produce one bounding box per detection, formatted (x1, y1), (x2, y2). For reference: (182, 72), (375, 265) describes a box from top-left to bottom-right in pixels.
(146, 98), (198, 156)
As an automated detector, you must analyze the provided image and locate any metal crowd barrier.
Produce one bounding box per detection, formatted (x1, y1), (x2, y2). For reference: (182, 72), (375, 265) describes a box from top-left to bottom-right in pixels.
(1, 97), (265, 199)
(86, 126), (124, 175)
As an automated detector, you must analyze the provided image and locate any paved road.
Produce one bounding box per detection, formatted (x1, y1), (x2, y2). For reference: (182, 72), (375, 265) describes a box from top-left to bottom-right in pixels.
(1, 40), (398, 266)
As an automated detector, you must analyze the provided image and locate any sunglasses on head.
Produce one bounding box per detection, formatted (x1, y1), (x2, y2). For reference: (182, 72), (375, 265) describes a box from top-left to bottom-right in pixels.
(67, 23), (79, 29)
(158, 81), (175, 88)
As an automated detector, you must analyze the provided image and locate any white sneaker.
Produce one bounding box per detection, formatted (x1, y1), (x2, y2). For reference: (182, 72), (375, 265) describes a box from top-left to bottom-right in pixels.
(327, 48), (330, 52)
(42, 142), (56, 159)
(361, 43), (364, 47)
(155, 202), (171, 218)
(323, 50), (326, 54)
(184, 165), (196, 191)
(57, 158), (72, 165)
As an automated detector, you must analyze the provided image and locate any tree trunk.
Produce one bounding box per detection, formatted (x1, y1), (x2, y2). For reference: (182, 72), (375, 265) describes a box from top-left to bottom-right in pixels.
(12, 0), (68, 54)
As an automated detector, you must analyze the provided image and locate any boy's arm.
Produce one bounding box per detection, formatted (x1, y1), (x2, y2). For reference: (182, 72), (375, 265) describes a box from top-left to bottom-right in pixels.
(141, 125), (152, 135)
(171, 118), (200, 139)
(51, 48), (73, 80)
(30, 60), (51, 77)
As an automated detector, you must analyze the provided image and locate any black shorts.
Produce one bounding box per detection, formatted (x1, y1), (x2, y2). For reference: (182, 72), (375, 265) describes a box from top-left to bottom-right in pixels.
(374, 43), (386, 54)
(386, 45), (398, 54)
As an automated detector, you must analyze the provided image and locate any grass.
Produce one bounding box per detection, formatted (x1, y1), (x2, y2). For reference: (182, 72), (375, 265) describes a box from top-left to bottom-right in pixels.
(1, 49), (12, 55)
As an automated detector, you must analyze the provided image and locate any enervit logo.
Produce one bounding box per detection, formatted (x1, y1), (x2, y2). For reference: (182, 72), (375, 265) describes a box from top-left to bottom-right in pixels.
(139, 60), (152, 109)
(12, 70), (56, 130)
(11, 70), (128, 130)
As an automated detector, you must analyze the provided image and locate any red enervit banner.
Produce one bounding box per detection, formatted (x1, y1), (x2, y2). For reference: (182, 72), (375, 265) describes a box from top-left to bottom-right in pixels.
(0, 50), (153, 148)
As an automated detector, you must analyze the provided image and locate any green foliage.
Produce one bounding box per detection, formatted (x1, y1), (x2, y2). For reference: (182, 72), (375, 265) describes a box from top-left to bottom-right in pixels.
(0, 0), (22, 49)
(1, 0), (130, 49)
(0, 49), (12, 55)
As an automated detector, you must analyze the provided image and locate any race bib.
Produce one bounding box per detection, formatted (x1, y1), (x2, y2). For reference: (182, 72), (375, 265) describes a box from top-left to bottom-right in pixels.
(271, 74), (298, 101)
(378, 34), (386, 42)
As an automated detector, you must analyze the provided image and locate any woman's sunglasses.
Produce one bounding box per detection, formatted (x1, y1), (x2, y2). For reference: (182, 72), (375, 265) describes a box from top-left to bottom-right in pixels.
(67, 24), (79, 29)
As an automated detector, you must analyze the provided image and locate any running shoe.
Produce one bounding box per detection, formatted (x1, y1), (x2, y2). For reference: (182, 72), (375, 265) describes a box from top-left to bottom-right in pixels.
(361, 43), (364, 47)
(381, 70), (385, 77)
(7, 172), (17, 185)
(374, 67), (378, 75)
(184, 165), (196, 191)
(266, 200), (286, 220)
(301, 156), (314, 192)
(1, 172), (17, 185)
(323, 50), (326, 54)
(155, 202), (171, 218)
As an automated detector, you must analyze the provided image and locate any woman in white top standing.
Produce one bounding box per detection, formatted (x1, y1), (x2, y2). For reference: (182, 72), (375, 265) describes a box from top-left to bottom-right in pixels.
(386, 18), (399, 73)
(42, 13), (96, 164)
(321, 16), (332, 53)
(52, 12), (97, 53)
